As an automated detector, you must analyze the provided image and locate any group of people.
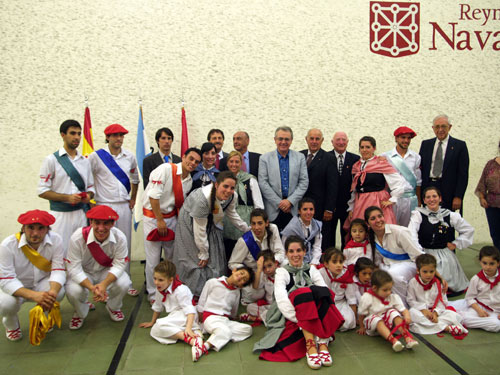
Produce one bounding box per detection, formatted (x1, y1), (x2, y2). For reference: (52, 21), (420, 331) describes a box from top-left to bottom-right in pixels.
(0, 114), (499, 369)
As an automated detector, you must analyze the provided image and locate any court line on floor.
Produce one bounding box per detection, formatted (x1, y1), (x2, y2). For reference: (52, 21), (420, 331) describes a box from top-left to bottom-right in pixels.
(106, 285), (146, 375)
(412, 332), (469, 375)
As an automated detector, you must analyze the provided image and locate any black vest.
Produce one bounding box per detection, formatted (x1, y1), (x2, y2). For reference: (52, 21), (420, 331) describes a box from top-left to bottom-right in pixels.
(356, 173), (385, 193)
(237, 179), (254, 206)
(418, 213), (455, 249)
(286, 269), (311, 292)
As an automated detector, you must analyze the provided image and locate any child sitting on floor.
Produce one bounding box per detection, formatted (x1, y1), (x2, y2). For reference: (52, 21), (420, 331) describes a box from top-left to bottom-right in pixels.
(138, 261), (204, 362)
(196, 266), (255, 356)
(357, 270), (418, 352)
(353, 257), (375, 306)
(240, 250), (278, 325)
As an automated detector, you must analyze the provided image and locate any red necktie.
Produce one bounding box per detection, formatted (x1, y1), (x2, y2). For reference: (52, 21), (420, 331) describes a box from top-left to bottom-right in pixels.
(215, 153), (220, 169)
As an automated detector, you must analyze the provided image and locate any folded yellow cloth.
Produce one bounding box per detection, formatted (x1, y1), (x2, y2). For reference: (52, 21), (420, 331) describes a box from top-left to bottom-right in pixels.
(29, 302), (61, 346)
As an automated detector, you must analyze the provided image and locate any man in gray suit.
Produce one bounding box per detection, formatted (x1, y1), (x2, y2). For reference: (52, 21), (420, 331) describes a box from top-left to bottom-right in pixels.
(258, 126), (309, 231)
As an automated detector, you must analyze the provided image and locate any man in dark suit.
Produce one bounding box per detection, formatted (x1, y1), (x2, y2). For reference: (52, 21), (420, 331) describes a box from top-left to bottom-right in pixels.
(419, 114), (469, 212)
(207, 129), (228, 169)
(219, 131), (261, 178)
(142, 128), (181, 188)
(300, 129), (337, 249)
(328, 131), (360, 250)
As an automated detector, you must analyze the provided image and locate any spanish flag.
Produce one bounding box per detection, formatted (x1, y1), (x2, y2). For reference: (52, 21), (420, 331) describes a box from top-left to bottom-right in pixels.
(82, 106), (94, 157)
(181, 106), (189, 156)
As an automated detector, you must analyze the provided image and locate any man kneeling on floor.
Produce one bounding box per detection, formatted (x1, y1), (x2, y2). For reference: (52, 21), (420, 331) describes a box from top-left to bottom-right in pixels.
(0, 210), (66, 341)
(66, 205), (130, 329)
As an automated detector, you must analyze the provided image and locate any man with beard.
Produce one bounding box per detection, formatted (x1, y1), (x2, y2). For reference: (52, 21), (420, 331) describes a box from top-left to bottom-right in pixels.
(207, 129), (228, 170)
(382, 127), (421, 226)
(38, 120), (95, 253)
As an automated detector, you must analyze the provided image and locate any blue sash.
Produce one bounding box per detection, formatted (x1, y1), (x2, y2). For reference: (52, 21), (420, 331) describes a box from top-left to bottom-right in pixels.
(96, 149), (131, 193)
(375, 243), (410, 261)
(51, 151), (86, 212)
(390, 154), (418, 211)
(242, 231), (261, 260)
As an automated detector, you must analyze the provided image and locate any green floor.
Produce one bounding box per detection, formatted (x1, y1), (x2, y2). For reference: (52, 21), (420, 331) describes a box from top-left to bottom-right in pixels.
(1, 244), (498, 375)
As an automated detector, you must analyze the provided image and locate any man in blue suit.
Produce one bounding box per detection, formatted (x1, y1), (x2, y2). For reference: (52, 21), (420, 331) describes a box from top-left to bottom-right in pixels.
(419, 114), (469, 213)
(259, 126), (309, 231)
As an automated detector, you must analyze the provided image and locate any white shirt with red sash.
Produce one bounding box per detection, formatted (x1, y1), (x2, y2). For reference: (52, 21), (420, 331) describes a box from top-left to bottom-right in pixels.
(66, 227), (128, 284)
(151, 276), (197, 315)
(196, 276), (240, 319)
(407, 276), (449, 313)
(317, 266), (357, 305)
(465, 270), (500, 313)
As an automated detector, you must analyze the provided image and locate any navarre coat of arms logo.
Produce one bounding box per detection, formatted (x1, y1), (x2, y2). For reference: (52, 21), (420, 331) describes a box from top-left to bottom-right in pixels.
(370, 2), (420, 58)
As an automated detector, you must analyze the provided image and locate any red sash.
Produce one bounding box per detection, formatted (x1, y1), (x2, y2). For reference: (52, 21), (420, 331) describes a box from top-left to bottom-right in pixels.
(202, 311), (230, 322)
(354, 280), (371, 294)
(414, 275), (445, 311)
(475, 298), (493, 312)
(367, 289), (389, 305)
(325, 267), (353, 289)
(82, 226), (113, 268)
(159, 275), (183, 302)
(171, 164), (184, 211)
(220, 279), (237, 290)
(476, 270), (500, 290)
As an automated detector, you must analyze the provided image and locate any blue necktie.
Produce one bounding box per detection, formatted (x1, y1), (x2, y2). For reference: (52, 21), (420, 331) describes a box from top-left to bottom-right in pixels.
(164, 155), (170, 163)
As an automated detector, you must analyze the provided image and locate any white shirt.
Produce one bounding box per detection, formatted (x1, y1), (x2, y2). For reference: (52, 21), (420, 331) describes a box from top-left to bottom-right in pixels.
(317, 266), (357, 305)
(430, 135), (449, 178)
(344, 243), (373, 268)
(274, 266), (326, 323)
(358, 292), (406, 317)
(353, 275), (371, 305)
(228, 223), (285, 270)
(465, 271), (500, 313)
(245, 177), (265, 209)
(89, 147), (139, 203)
(151, 283), (197, 315)
(408, 210), (474, 250)
(66, 227), (128, 284)
(38, 148), (95, 196)
(374, 224), (424, 267)
(143, 162), (193, 213)
(382, 148), (422, 190)
(194, 184), (250, 260)
(197, 276), (240, 319)
(0, 232), (65, 295)
(407, 276), (449, 313)
(257, 274), (275, 305)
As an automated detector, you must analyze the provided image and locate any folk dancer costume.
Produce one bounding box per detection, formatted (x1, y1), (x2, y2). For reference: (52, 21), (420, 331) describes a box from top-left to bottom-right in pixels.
(228, 224), (285, 304)
(358, 290), (406, 336)
(449, 270), (500, 332)
(407, 275), (466, 336)
(346, 156), (405, 227)
(66, 206), (131, 327)
(253, 264), (344, 362)
(246, 274), (275, 324)
(143, 162), (192, 299)
(373, 224), (424, 305)
(343, 239), (373, 273)
(89, 124), (139, 276)
(172, 184), (250, 296)
(353, 275), (371, 305)
(149, 275), (202, 344)
(408, 206), (473, 292)
(0, 211), (65, 341)
(382, 127), (422, 227)
(38, 147), (95, 253)
(197, 276), (252, 351)
(281, 216), (322, 265)
(190, 163), (219, 192)
(316, 265), (357, 331)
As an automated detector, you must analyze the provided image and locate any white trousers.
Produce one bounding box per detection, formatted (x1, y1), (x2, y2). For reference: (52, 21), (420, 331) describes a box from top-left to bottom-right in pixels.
(51, 210), (87, 255)
(65, 270), (130, 318)
(448, 299), (500, 333)
(150, 310), (202, 344)
(203, 315), (252, 351)
(240, 285), (265, 305)
(379, 261), (416, 306)
(394, 196), (414, 227)
(143, 216), (177, 298)
(246, 302), (270, 323)
(0, 278), (65, 330)
(336, 299), (357, 331)
(100, 202), (132, 275)
(409, 307), (464, 334)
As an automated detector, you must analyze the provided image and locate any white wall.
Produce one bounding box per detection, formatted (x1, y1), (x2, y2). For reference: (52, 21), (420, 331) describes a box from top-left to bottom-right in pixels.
(1, 0), (498, 256)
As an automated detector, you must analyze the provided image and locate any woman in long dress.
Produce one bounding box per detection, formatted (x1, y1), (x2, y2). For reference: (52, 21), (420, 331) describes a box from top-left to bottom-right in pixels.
(346, 136), (405, 229)
(173, 171), (250, 297)
(408, 186), (474, 294)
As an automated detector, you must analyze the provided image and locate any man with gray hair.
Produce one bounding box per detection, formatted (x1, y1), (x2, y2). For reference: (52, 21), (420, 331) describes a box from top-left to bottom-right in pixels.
(419, 114), (469, 213)
(259, 126), (309, 231)
(219, 131), (261, 178)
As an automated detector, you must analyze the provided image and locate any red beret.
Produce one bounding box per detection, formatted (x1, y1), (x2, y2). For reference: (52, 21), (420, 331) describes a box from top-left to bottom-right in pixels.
(86, 205), (119, 221)
(146, 228), (176, 242)
(104, 124), (128, 135)
(394, 126), (417, 138)
(18, 210), (55, 226)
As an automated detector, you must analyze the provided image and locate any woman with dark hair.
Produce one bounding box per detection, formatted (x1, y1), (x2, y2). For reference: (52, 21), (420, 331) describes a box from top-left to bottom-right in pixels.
(190, 142), (219, 192)
(364, 206), (424, 305)
(475, 140), (500, 250)
(346, 136), (406, 228)
(173, 171), (250, 297)
(408, 186), (473, 294)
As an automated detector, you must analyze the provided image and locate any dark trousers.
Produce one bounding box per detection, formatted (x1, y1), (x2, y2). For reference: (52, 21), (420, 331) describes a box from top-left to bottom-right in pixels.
(486, 207), (500, 250)
(273, 210), (293, 233)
